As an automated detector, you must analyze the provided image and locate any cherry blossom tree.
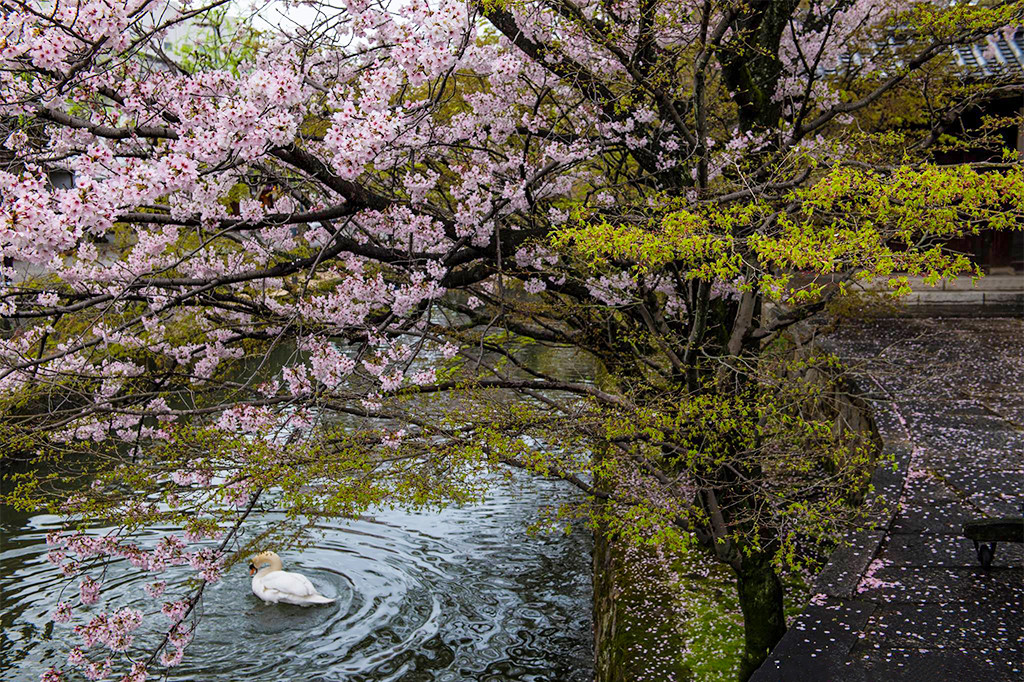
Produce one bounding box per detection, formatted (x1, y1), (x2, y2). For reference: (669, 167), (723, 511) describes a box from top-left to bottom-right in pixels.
(2, 0), (1023, 679)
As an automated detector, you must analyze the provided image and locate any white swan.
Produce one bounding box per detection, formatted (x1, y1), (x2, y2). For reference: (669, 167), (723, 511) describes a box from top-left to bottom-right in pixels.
(247, 551), (335, 606)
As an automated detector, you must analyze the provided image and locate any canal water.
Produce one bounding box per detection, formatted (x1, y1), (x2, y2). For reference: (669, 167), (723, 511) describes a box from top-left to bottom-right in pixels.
(1, 473), (593, 680)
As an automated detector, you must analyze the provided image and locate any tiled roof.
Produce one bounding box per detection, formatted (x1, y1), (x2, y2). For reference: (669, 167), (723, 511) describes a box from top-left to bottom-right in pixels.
(821, 27), (1024, 80)
(951, 27), (1024, 77)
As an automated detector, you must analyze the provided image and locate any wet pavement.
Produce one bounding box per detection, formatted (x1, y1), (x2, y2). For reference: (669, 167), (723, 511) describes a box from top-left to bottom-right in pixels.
(753, 317), (1024, 681)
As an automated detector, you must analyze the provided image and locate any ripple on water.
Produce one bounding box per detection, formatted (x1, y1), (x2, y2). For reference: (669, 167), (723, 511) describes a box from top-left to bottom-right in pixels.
(1, 477), (592, 681)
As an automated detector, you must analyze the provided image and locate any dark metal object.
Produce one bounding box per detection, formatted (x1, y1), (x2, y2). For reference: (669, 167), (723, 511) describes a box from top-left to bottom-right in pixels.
(963, 517), (1024, 568)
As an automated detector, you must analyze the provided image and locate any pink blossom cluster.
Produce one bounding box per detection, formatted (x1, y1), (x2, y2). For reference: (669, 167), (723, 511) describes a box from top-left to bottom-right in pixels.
(186, 548), (225, 583)
(72, 607), (143, 652)
(45, 531), (230, 682)
(79, 577), (102, 605)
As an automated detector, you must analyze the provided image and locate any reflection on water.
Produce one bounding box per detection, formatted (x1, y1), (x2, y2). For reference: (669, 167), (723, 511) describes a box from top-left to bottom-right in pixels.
(0, 476), (592, 681)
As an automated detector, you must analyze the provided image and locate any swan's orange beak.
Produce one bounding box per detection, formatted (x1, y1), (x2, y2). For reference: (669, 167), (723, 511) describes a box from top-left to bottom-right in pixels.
(248, 563), (256, 576)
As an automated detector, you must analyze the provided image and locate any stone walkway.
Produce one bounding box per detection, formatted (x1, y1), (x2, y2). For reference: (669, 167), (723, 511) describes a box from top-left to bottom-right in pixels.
(753, 317), (1024, 681)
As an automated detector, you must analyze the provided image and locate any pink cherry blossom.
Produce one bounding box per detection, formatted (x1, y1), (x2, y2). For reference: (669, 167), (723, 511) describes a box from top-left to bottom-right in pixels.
(52, 601), (73, 624)
(78, 577), (101, 605)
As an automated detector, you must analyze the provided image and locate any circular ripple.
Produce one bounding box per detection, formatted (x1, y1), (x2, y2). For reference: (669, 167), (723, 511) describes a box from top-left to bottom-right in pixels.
(1, 476), (592, 682)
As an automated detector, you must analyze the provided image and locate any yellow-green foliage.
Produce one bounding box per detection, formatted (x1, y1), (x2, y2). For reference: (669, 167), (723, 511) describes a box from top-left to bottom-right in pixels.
(554, 163), (1022, 302)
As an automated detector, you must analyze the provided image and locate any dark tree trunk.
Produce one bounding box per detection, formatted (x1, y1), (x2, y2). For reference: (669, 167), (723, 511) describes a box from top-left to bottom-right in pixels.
(734, 551), (787, 681)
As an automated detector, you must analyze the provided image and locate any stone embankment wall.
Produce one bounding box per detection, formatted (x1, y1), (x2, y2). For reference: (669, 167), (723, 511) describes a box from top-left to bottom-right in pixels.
(593, 529), (696, 681)
(592, 342), (880, 682)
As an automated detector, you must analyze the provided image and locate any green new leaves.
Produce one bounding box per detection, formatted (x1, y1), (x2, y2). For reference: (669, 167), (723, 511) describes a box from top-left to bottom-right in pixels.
(554, 163), (1023, 302)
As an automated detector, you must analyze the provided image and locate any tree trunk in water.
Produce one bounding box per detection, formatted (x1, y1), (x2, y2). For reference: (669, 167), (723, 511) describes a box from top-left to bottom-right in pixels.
(735, 553), (786, 681)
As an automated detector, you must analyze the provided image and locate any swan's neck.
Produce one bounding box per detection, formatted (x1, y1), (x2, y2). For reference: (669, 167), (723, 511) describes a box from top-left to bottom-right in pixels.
(256, 555), (284, 576)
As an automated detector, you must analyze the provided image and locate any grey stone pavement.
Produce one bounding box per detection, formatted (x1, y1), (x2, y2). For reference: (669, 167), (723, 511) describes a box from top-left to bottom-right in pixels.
(753, 317), (1024, 681)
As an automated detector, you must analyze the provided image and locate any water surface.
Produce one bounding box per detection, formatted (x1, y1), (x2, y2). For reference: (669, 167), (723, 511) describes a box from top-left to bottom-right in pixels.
(0, 475), (593, 681)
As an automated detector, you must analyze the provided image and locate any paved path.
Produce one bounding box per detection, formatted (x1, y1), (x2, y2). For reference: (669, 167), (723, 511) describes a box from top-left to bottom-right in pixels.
(754, 317), (1024, 681)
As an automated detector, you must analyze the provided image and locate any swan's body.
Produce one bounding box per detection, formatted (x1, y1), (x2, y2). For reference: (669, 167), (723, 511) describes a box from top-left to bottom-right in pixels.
(248, 552), (334, 606)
